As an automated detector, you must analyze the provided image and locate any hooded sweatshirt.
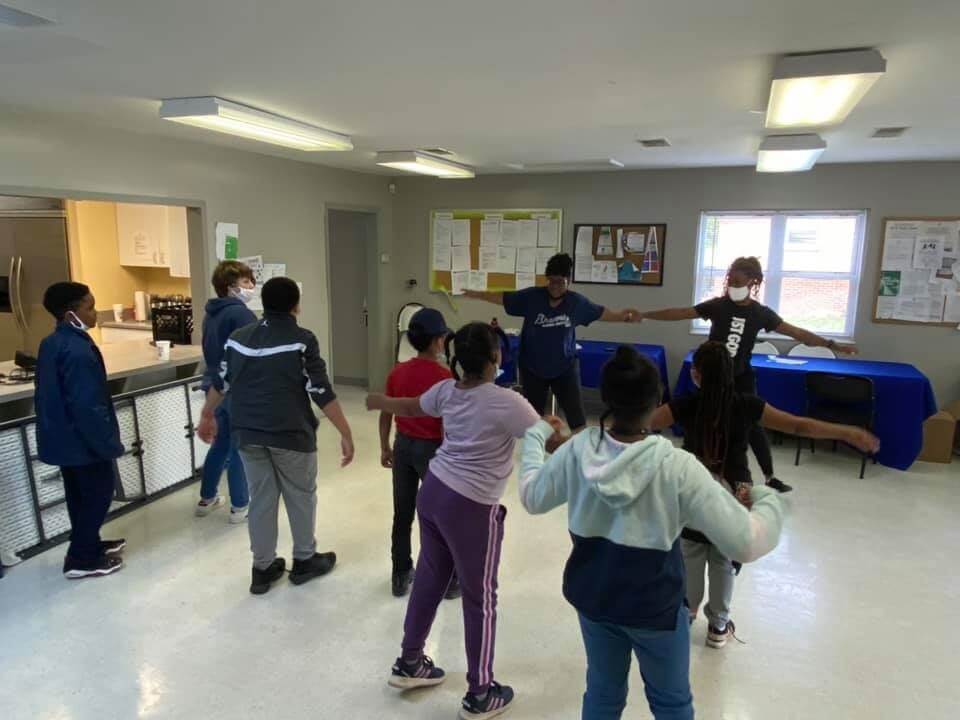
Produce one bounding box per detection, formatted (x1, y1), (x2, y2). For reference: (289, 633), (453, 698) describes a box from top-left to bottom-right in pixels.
(201, 296), (257, 393)
(520, 421), (788, 630)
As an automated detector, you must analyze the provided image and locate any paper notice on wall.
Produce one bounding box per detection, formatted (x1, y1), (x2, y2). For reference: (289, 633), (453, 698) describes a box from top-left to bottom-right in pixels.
(900, 269), (933, 298)
(596, 227), (614, 256)
(452, 219), (471, 246)
(893, 296), (943, 323)
(498, 246), (517, 273)
(468, 270), (488, 291)
(615, 229), (625, 259)
(591, 260), (618, 283)
(479, 246), (499, 272)
(625, 232), (646, 253)
(537, 217), (558, 248)
(516, 247), (536, 274)
(879, 271), (901, 296)
(517, 219), (539, 248)
(575, 257), (592, 283)
(432, 241), (452, 271)
(575, 226), (594, 256)
(881, 235), (915, 271)
(434, 217), (453, 247)
(876, 296), (897, 319)
(913, 235), (945, 270)
(215, 222), (239, 260)
(480, 219), (501, 247)
(452, 244), (471, 272)
(536, 248), (555, 275)
(944, 293), (960, 323)
(451, 270), (468, 296)
(515, 272), (536, 290)
(500, 220), (518, 248)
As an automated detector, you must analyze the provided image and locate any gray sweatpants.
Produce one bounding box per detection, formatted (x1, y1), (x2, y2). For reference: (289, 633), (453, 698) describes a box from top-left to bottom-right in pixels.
(239, 446), (318, 571)
(682, 538), (735, 628)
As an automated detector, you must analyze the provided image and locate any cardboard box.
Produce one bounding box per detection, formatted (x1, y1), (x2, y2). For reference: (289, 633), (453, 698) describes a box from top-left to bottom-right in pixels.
(919, 408), (957, 463)
(947, 400), (960, 455)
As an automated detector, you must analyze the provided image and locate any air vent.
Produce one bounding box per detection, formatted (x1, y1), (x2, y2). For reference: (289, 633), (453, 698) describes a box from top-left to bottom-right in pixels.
(638, 137), (671, 148)
(871, 127), (908, 139)
(419, 147), (454, 156)
(0, 3), (56, 26)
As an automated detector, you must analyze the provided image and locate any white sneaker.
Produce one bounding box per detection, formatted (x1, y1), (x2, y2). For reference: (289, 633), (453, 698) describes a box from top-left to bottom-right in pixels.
(229, 505), (249, 524)
(195, 496), (224, 517)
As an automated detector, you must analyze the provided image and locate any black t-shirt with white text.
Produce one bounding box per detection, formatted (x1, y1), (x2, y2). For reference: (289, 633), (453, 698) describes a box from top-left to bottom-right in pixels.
(695, 297), (783, 376)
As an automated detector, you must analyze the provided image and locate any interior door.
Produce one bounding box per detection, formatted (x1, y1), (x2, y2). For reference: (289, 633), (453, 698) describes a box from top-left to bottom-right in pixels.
(328, 210), (371, 386)
(11, 217), (70, 356)
(0, 221), (22, 362)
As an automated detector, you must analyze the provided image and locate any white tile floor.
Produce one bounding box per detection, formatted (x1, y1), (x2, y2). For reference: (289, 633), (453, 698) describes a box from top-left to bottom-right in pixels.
(1, 386), (958, 720)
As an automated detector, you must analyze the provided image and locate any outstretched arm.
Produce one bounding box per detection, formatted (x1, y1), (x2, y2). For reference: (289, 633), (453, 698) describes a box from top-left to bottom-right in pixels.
(463, 291), (505, 306)
(600, 307), (642, 323)
(761, 405), (879, 453)
(366, 393), (426, 417)
(775, 321), (857, 355)
(640, 307), (699, 321)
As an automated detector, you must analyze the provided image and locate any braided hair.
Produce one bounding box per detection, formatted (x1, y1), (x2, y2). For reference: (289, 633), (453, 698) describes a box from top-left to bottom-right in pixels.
(691, 341), (736, 474)
(598, 346), (662, 448)
(725, 256), (764, 298)
(444, 322), (499, 381)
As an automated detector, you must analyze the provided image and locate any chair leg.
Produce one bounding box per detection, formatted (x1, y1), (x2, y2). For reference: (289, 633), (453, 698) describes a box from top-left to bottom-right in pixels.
(859, 454), (867, 479)
(810, 438), (815, 454)
(832, 439), (838, 453)
(795, 437), (802, 466)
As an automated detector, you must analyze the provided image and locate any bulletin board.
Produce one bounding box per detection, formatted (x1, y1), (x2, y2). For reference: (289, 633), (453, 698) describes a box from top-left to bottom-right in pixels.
(572, 223), (667, 286)
(429, 209), (563, 294)
(873, 217), (960, 326)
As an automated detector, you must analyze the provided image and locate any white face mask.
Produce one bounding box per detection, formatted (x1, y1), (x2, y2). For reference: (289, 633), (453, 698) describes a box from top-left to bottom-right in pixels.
(67, 311), (90, 332)
(231, 287), (256, 305)
(727, 285), (750, 302)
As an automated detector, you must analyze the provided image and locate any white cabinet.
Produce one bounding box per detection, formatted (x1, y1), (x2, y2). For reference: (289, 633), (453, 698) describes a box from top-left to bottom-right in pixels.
(116, 204), (190, 277)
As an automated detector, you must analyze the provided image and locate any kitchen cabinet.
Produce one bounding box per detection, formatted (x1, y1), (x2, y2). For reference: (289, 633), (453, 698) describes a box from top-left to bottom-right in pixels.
(116, 204), (190, 277)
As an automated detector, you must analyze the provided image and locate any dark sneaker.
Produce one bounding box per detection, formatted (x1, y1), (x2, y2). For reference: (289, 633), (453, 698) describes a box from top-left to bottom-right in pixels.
(101, 539), (126, 556)
(766, 477), (793, 493)
(250, 558), (286, 595)
(289, 552), (336, 586)
(707, 619), (740, 648)
(387, 655), (446, 690)
(444, 574), (462, 600)
(392, 568), (414, 597)
(460, 681), (514, 719)
(63, 555), (124, 579)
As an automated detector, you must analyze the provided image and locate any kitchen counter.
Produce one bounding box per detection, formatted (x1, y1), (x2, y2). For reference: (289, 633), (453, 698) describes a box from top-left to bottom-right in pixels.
(100, 320), (153, 331)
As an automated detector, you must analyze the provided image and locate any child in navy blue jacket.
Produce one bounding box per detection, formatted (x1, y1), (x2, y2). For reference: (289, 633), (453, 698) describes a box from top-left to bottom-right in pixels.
(35, 282), (126, 579)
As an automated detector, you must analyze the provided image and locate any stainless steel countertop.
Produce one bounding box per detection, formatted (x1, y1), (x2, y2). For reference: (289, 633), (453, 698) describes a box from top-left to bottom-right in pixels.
(100, 321), (153, 331)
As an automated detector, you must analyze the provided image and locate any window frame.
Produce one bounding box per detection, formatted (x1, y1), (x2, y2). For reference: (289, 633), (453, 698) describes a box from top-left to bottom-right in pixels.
(690, 209), (868, 340)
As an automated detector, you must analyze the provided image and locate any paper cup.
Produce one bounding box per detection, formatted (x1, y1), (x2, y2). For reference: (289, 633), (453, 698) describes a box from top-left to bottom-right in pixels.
(112, 304), (124, 322)
(156, 340), (171, 362)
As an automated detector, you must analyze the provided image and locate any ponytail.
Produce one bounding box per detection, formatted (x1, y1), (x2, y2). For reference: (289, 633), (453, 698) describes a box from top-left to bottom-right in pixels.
(446, 322), (499, 382)
(597, 345), (661, 449)
(691, 341), (735, 472)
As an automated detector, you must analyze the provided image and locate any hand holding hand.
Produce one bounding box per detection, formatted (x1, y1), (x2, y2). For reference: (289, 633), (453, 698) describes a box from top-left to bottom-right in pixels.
(543, 415), (571, 453)
(380, 447), (394, 469)
(834, 342), (858, 356)
(847, 427), (880, 454)
(623, 309), (643, 323)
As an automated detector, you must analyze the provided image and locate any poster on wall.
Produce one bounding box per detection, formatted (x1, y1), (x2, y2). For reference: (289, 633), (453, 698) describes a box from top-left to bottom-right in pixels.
(215, 222), (239, 260)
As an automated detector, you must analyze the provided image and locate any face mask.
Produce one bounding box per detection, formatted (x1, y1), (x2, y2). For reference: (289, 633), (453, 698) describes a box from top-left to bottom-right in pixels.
(67, 311), (89, 332)
(727, 285), (750, 302)
(232, 287), (256, 305)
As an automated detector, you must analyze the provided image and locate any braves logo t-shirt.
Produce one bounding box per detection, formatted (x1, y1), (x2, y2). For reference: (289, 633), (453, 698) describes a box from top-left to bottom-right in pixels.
(503, 287), (604, 380)
(695, 296), (783, 376)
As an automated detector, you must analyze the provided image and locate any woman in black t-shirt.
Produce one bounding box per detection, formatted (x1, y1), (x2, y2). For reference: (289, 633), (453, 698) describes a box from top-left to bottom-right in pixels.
(640, 256), (857, 493)
(649, 342), (878, 648)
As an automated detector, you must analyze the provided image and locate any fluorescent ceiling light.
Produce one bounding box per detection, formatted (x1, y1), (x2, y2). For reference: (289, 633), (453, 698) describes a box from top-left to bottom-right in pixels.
(765, 49), (886, 129)
(0, 2), (56, 26)
(159, 97), (352, 151)
(376, 151), (475, 178)
(756, 134), (826, 173)
(506, 158), (625, 172)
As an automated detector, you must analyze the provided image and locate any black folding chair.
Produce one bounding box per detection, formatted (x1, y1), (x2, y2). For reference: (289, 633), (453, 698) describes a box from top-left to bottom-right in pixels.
(795, 372), (876, 479)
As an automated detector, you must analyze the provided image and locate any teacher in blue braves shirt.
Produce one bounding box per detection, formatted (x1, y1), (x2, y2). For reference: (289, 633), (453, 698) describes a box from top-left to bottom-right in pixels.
(465, 253), (640, 431)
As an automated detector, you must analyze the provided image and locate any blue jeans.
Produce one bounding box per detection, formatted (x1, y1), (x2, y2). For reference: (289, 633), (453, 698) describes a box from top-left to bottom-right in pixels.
(578, 606), (693, 720)
(199, 406), (248, 508)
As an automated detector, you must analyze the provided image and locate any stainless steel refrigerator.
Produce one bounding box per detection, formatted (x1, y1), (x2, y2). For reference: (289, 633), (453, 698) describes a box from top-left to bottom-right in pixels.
(0, 198), (71, 362)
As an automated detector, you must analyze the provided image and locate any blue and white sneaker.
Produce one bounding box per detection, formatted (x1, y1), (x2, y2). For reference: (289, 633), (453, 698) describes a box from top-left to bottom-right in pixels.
(460, 681), (514, 719)
(388, 655), (446, 690)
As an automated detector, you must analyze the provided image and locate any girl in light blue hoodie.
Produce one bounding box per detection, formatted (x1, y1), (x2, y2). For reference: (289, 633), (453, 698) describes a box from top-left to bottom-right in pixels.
(519, 346), (789, 720)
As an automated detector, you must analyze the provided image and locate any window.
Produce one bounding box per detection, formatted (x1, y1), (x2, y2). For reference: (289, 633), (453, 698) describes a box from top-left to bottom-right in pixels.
(693, 211), (867, 337)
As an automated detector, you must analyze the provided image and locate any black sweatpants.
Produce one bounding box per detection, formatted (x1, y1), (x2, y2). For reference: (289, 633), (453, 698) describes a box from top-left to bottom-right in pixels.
(391, 433), (442, 573)
(734, 370), (774, 478)
(61, 460), (116, 566)
(520, 361), (587, 431)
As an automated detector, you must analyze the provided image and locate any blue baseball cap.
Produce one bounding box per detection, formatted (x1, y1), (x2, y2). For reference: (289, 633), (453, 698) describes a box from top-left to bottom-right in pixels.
(409, 307), (449, 337)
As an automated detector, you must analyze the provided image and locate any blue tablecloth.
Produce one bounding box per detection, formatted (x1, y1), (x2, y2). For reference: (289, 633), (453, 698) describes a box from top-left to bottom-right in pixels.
(498, 336), (670, 402)
(674, 352), (938, 471)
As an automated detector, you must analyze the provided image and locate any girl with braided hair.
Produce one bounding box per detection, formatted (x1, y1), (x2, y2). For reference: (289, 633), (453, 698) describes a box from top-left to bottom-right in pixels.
(649, 341), (879, 649)
(640, 255), (858, 493)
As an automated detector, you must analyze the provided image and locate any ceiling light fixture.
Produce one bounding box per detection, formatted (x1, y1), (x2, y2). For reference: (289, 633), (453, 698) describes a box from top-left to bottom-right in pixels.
(159, 96), (353, 151)
(765, 49), (886, 129)
(375, 151), (475, 178)
(756, 134), (826, 173)
(0, 2), (56, 26)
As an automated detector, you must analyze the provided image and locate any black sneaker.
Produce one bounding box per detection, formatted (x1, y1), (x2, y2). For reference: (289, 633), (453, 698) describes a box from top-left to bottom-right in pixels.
(444, 573), (462, 600)
(250, 558), (286, 595)
(392, 568), (414, 597)
(707, 619), (742, 648)
(101, 539), (126, 556)
(766, 477), (793, 493)
(289, 552), (336, 586)
(63, 555), (124, 579)
(387, 655), (446, 690)
(460, 681), (514, 719)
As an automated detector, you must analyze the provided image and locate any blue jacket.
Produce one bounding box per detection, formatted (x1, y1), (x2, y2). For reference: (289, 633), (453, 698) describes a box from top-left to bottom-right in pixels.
(201, 297), (257, 392)
(520, 422), (788, 630)
(35, 324), (124, 467)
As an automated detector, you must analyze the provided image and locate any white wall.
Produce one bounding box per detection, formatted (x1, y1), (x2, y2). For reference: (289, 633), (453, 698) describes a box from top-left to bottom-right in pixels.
(0, 109), (393, 366)
(387, 163), (960, 404)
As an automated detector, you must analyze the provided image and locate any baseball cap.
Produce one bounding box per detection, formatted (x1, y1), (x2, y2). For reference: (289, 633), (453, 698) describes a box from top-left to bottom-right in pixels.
(409, 307), (449, 337)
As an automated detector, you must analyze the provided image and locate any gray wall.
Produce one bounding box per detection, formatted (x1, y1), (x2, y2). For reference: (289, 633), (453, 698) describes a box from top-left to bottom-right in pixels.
(387, 163), (960, 403)
(0, 109), (394, 367)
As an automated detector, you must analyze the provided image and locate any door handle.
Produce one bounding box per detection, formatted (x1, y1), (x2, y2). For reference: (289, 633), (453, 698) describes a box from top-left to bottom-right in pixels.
(14, 256), (28, 331)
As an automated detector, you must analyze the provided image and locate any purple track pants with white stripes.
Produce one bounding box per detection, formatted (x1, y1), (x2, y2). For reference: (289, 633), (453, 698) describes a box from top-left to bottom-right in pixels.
(401, 471), (506, 695)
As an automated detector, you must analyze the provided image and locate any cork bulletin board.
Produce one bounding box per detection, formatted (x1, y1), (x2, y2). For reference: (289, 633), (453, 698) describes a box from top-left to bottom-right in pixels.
(429, 209), (562, 294)
(572, 223), (667, 286)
